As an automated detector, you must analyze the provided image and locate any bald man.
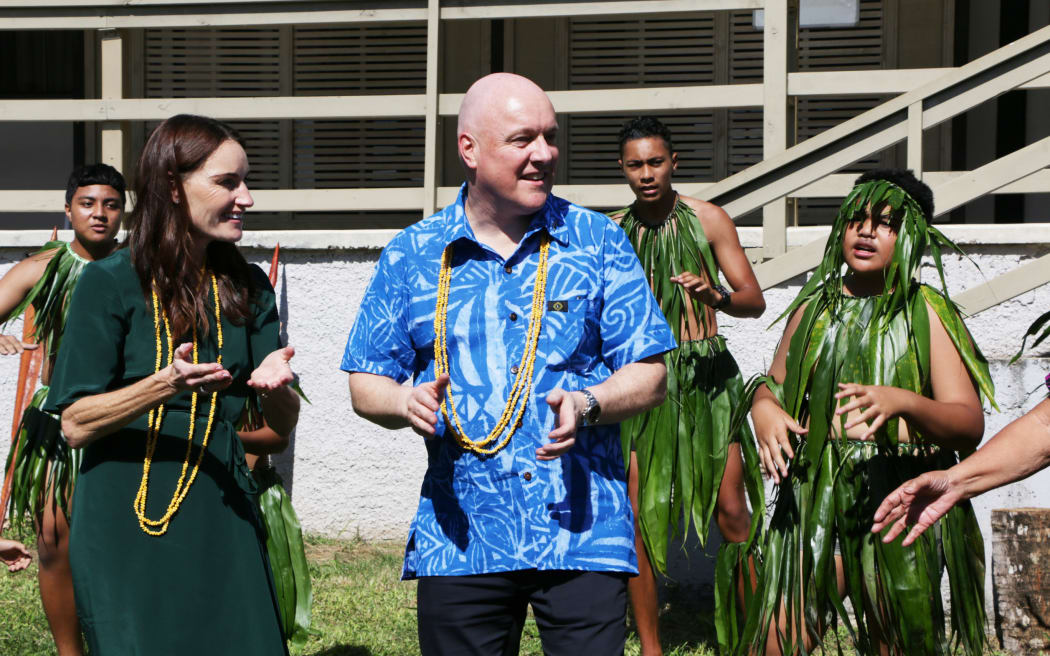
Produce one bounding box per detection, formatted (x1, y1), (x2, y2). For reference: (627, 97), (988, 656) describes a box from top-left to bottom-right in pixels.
(342, 73), (676, 655)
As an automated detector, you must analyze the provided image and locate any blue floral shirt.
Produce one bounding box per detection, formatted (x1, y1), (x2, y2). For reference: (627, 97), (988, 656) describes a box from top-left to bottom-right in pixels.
(341, 185), (676, 578)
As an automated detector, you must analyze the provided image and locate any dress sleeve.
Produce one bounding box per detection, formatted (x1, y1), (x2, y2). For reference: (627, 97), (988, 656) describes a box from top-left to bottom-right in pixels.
(340, 237), (415, 383)
(248, 265), (281, 369)
(598, 219), (678, 371)
(43, 262), (128, 413)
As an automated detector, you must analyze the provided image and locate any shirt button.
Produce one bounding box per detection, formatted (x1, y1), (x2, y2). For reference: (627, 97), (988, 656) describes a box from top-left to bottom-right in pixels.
(509, 312), (518, 321)
(523, 472), (532, 482)
(504, 265), (513, 274)
(510, 365), (520, 374)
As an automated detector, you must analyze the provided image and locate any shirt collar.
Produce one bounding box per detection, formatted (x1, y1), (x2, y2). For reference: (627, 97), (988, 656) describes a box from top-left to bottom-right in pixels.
(441, 183), (571, 249)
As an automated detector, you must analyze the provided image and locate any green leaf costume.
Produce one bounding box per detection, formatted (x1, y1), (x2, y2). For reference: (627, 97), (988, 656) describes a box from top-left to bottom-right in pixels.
(612, 198), (765, 652)
(2, 240), (89, 530)
(741, 180), (995, 656)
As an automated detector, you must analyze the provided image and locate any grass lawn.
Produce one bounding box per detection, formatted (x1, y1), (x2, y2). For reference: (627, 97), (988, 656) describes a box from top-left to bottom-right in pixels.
(0, 535), (1006, 656)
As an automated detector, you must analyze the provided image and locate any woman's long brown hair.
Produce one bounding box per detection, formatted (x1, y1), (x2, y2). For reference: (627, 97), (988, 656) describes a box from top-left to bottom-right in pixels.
(125, 114), (255, 339)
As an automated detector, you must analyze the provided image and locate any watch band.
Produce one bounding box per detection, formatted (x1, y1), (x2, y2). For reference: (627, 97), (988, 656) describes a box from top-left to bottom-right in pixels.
(579, 388), (601, 426)
(712, 283), (732, 310)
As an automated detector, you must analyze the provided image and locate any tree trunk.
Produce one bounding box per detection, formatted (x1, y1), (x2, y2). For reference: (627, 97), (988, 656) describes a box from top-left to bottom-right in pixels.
(992, 507), (1050, 655)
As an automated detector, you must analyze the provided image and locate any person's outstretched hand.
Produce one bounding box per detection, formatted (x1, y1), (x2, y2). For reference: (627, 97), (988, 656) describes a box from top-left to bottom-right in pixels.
(0, 538), (31, 572)
(0, 334), (38, 356)
(248, 346), (296, 393)
(871, 470), (961, 546)
(162, 342), (232, 394)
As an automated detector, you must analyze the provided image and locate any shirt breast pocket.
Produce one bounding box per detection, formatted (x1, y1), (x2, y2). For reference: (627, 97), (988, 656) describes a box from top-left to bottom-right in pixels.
(543, 296), (600, 371)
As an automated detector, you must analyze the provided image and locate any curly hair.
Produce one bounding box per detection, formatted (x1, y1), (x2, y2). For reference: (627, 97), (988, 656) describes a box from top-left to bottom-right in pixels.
(854, 168), (934, 221)
(618, 116), (674, 157)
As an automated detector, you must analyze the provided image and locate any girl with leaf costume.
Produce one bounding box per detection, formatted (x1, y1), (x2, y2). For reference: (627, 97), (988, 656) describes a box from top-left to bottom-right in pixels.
(745, 170), (994, 656)
(611, 117), (768, 656)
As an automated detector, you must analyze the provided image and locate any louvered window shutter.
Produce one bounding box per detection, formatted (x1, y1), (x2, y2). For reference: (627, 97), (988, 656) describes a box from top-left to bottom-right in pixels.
(144, 24), (428, 229)
(795, 0), (890, 223)
(566, 14), (717, 189)
(144, 27), (284, 194)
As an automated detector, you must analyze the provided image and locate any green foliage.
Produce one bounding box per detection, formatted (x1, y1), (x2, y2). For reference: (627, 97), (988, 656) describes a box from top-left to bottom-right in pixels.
(4, 388), (80, 535)
(1, 241), (87, 360)
(256, 466), (314, 646)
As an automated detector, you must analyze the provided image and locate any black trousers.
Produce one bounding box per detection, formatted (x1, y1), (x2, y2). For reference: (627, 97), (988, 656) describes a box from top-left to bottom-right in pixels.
(416, 569), (628, 656)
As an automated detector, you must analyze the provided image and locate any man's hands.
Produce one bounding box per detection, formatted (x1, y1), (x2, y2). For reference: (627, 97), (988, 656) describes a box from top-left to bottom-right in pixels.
(399, 377), (581, 460)
(0, 334), (38, 355)
(752, 396), (807, 484)
(670, 271), (725, 308)
(539, 389), (582, 461)
(834, 383), (912, 441)
(0, 538), (31, 572)
(402, 373), (450, 437)
(871, 470), (961, 546)
(157, 342), (232, 395)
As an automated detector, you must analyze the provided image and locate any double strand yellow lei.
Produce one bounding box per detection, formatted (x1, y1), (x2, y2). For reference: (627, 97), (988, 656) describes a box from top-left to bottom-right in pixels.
(133, 273), (223, 536)
(434, 234), (550, 455)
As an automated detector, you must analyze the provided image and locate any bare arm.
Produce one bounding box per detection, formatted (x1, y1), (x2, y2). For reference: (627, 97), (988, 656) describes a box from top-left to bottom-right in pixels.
(678, 198), (765, 318)
(62, 342), (234, 448)
(0, 253), (51, 354)
(238, 422), (290, 456)
(873, 398), (1050, 545)
(247, 346), (300, 440)
(751, 305), (809, 483)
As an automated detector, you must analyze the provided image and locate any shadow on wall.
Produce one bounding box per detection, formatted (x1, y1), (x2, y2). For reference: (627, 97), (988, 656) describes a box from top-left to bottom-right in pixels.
(271, 261), (297, 497)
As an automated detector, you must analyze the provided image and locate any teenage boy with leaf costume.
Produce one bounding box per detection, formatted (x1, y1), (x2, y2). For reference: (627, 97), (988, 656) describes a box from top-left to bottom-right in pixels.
(745, 169), (995, 656)
(0, 164), (126, 656)
(609, 117), (767, 656)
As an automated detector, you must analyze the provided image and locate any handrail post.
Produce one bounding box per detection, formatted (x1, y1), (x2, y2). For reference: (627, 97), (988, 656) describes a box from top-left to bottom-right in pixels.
(761, 0), (798, 259)
(907, 100), (923, 178)
(99, 29), (123, 174)
(422, 0), (441, 218)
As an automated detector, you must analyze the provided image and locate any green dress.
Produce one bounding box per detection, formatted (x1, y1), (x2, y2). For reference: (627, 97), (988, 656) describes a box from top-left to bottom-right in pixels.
(44, 248), (288, 656)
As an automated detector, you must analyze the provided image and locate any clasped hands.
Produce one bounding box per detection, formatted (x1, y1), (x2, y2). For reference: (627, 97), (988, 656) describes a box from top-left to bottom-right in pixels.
(158, 342), (296, 397)
(754, 382), (908, 484)
(403, 374), (583, 460)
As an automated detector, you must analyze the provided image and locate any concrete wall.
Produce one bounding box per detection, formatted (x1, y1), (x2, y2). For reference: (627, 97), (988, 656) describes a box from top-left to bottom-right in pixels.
(0, 240), (1047, 603)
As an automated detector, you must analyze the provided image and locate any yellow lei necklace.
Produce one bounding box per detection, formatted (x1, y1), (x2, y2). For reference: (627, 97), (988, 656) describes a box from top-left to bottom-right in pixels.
(133, 273), (223, 536)
(434, 234), (550, 455)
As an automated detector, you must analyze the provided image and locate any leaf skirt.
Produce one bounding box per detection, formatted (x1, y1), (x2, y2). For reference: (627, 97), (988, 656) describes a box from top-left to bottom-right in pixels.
(3, 385), (81, 532)
(742, 440), (985, 656)
(253, 464), (314, 646)
(622, 336), (760, 572)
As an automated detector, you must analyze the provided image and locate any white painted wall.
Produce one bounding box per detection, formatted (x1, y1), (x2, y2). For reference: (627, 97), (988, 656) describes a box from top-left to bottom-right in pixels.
(0, 240), (1047, 603)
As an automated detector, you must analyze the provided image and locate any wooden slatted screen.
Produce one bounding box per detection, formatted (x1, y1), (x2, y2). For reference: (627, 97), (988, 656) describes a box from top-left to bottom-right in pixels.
(795, 0), (892, 224)
(143, 24), (427, 229)
(566, 14), (717, 189)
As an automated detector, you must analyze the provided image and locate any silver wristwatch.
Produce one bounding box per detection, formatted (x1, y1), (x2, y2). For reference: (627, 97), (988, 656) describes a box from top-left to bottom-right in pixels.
(579, 388), (601, 426)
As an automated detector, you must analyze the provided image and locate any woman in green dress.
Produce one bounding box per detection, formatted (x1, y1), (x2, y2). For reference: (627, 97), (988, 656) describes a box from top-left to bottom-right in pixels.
(44, 114), (300, 655)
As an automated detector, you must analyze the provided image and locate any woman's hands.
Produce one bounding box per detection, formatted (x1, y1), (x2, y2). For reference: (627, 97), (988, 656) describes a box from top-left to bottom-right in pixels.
(670, 271), (724, 308)
(157, 342), (232, 395)
(752, 396), (807, 484)
(248, 346), (296, 394)
(834, 383), (912, 441)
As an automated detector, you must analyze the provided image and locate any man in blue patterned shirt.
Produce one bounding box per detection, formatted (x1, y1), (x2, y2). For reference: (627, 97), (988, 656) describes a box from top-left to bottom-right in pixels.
(342, 73), (677, 655)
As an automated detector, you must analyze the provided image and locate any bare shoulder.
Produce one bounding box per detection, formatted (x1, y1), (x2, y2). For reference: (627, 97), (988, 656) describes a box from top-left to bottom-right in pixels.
(3, 248), (56, 285)
(606, 208), (627, 225)
(679, 195), (736, 241)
